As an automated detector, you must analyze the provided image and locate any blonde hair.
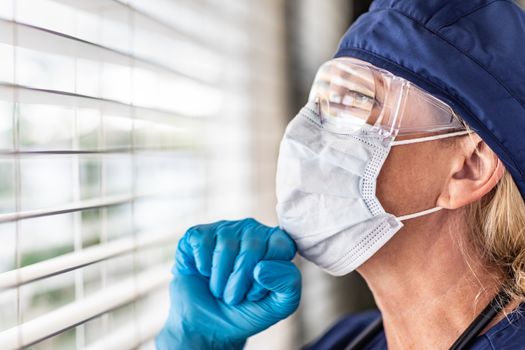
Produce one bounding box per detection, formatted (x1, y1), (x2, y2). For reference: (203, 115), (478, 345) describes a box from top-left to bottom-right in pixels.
(464, 140), (525, 303)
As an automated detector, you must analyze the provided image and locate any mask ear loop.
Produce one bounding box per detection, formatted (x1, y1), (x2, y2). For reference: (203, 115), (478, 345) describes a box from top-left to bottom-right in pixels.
(392, 129), (473, 221)
(398, 206), (442, 221)
(391, 130), (473, 146)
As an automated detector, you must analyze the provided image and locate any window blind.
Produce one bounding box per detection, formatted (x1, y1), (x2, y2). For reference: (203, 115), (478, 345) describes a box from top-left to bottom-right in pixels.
(0, 0), (288, 348)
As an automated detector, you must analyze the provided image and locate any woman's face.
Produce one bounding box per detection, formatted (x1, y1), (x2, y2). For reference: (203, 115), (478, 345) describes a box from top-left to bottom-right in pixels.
(376, 95), (460, 217)
(372, 91), (502, 222)
(336, 58), (467, 218)
(315, 57), (503, 234)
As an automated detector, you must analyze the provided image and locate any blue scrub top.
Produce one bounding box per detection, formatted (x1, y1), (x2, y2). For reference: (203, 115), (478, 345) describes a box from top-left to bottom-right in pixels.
(304, 303), (525, 350)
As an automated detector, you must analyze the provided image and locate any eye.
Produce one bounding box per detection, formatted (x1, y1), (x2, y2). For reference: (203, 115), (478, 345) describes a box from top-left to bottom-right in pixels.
(341, 91), (374, 108)
(328, 91), (342, 104)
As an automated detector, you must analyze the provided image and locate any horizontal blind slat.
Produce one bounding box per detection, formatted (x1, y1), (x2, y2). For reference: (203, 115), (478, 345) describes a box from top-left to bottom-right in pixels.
(83, 300), (167, 350)
(0, 230), (176, 289)
(0, 264), (171, 349)
(0, 84), (214, 126)
(0, 189), (200, 223)
(49, 0), (240, 54)
(0, 18), (218, 86)
(0, 148), (195, 155)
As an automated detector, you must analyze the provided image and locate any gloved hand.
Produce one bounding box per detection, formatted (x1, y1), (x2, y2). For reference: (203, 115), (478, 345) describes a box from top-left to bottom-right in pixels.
(156, 218), (301, 350)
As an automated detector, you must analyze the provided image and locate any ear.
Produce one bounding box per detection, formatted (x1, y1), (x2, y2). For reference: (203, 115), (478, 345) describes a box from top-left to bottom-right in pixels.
(437, 135), (504, 209)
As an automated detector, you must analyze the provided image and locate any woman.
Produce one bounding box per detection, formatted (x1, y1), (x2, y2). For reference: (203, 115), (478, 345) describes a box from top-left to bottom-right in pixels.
(156, 0), (525, 349)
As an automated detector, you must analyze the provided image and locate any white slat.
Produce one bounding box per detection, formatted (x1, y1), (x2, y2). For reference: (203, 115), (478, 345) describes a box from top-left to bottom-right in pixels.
(0, 264), (171, 349)
(0, 230), (176, 289)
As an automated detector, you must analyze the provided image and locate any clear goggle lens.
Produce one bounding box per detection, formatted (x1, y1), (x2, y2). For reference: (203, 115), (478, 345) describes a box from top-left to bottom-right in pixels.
(308, 58), (465, 136)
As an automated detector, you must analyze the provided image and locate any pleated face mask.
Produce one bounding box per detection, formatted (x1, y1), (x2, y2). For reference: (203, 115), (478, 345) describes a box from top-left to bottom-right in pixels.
(275, 58), (471, 276)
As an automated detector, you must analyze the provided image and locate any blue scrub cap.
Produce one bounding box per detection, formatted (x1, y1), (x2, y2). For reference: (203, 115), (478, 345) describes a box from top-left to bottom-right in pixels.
(335, 0), (525, 201)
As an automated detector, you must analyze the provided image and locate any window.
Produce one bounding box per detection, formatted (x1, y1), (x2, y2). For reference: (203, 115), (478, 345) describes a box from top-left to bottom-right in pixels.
(0, 0), (288, 348)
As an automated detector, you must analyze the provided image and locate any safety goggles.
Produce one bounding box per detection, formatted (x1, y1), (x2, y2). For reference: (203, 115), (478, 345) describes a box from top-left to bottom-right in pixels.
(308, 57), (467, 137)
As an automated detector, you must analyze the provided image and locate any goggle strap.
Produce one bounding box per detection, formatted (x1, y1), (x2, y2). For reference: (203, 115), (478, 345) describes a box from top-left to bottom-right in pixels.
(391, 130), (473, 146)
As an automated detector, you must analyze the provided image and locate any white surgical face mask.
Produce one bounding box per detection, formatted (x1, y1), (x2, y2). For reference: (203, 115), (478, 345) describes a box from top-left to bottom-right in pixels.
(276, 103), (470, 276)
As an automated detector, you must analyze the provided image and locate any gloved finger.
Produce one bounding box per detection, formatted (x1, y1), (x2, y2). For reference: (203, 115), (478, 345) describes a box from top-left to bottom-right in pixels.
(174, 221), (224, 276)
(175, 234), (198, 275)
(223, 220), (269, 305)
(186, 224), (218, 278)
(246, 281), (269, 301)
(264, 228), (296, 260)
(209, 221), (242, 298)
(253, 260), (302, 318)
(245, 228), (296, 301)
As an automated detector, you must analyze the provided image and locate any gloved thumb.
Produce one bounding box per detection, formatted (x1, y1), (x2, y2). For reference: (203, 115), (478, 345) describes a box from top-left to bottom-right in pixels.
(253, 260), (301, 316)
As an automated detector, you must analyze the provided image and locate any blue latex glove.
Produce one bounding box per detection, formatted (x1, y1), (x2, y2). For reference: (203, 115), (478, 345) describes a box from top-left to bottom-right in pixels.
(156, 218), (302, 350)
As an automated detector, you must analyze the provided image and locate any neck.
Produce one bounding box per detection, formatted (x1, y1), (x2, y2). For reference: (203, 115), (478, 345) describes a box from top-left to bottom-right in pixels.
(357, 209), (506, 350)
